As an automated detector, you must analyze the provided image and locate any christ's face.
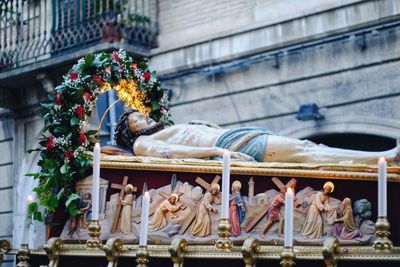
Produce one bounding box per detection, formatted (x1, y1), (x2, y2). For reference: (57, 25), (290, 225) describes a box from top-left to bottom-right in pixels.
(128, 112), (156, 133)
(170, 196), (177, 204)
(323, 186), (331, 194)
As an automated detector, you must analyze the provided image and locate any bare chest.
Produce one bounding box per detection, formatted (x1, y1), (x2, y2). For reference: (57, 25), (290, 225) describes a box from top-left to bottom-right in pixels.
(168, 128), (207, 146)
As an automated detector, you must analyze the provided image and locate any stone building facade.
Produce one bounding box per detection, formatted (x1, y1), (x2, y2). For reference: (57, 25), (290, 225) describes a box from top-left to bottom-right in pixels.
(0, 1), (400, 265)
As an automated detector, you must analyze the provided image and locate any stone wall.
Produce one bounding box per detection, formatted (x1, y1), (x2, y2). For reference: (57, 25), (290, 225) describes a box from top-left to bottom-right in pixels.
(0, 117), (14, 266)
(151, 0), (400, 140)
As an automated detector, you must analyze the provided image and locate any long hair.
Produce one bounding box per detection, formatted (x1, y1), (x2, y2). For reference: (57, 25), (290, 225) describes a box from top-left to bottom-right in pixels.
(114, 110), (164, 152)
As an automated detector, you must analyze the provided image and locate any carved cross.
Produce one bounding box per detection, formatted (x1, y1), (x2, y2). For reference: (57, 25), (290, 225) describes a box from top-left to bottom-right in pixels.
(110, 176), (137, 234)
(243, 177), (298, 233)
(178, 175), (221, 235)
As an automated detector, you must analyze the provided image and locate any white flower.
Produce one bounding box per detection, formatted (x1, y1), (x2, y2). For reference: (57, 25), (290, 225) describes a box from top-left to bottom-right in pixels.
(53, 136), (71, 148)
(79, 121), (89, 132)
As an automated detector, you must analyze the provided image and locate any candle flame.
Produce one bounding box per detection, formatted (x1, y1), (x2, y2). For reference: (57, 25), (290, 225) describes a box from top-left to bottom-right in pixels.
(144, 191), (149, 197)
(95, 142), (100, 148)
(27, 195), (34, 203)
(287, 187), (293, 194)
(378, 157), (386, 164)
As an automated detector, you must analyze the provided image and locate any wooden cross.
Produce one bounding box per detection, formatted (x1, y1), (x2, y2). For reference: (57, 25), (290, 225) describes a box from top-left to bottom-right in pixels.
(178, 175), (221, 235)
(243, 177), (297, 233)
(110, 176), (137, 234)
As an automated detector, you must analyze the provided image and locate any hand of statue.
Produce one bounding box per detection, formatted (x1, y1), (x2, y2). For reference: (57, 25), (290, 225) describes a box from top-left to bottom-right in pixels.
(217, 148), (255, 161)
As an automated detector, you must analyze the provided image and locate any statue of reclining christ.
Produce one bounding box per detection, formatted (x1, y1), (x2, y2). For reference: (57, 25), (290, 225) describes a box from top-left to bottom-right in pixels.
(107, 109), (399, 165)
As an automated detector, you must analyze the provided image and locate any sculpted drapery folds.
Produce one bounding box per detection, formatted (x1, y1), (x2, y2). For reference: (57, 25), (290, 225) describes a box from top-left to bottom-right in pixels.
(301, 182), (337, 239)
(229, 181), (246, 237)
(120, 184), (134, 234)
(333, 198), (361, 240)
(149, 194), (184, 231)
(191, 183), (220, 237)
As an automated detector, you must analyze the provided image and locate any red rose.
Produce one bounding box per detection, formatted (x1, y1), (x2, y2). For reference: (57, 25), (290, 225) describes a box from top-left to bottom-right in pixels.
(70, 72), (78, 81)
(143, 72), (151, 82)
(75, 105), (85, 119)
(55, 93), (62, 106)
(83, 92), (92, 101)
(79, 133), (87, 144)
(45, 135), (55, 151)
(113, 52), (119, 61)
(64, 150), (74, 160)
(92, 76), (103, 85)
(130, 63), (138, 70)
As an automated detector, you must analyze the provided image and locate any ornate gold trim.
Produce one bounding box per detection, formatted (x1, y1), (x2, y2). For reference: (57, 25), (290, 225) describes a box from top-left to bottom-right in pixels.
(102, 238), (123, 267)
(5, 243), (400, 261)
(43, 237), (64, 267)
(87, 220), (102, 249)
(373, 216), (393, 251)
(169, 237), (188, 267)
(241, 238), (260, 267)
(322, 238), (340, 267)
(280, 246), (295, 267)
(215, 218), (232, 251)
(16, 244), (31, 267)
(136, 246), (149, 267)
(100, 161), (400, 183)
(0, 239), (10, 265)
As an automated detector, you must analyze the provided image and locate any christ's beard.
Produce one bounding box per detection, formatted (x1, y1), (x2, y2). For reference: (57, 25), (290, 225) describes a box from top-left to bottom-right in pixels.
(132, 121), (165, 140)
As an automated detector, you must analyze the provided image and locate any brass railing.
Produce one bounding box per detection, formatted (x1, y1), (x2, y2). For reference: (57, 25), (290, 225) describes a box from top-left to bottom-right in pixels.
(0, 0), (158, 72)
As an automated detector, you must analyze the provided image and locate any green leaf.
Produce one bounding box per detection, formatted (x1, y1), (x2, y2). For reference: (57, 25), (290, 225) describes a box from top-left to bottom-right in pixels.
(70, 117), (80, 126)
(69, 205), (81, 216)
(45, 196), (59, 210)
(65, 193), (81, 207)
(28, 202), (38, 214)
(56, 188), (65, 200)
(84, 54), (94, 68)
(60, 164), (68, 174)
(54, 126), (70, 134)
(33, 211), (43, 222)
(40, 103), (54, 110)
(86, 130), (98, 136)
(151, 100), (160, 110)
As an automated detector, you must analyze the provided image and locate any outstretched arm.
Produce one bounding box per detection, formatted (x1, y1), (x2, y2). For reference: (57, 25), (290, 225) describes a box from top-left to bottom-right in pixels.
(134, 136), (254, 160)
(134, 136), (224, 159)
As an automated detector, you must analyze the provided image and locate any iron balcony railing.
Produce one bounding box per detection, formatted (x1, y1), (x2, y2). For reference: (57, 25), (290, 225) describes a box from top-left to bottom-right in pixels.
(0, 0), (158, 72)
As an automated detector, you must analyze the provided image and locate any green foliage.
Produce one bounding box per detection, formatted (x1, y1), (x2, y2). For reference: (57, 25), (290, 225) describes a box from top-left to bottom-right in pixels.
(28, 49), (172, 221)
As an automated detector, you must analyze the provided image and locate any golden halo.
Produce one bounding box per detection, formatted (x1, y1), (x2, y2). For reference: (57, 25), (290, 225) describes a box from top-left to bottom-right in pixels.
(232, 180), (242, 190)
(211, 183), (220, 192)
(170, 193), (179, 201)
(323, 181), (335, 193)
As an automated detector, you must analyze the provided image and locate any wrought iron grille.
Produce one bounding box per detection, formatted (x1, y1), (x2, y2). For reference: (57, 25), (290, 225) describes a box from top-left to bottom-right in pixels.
(0, 0), (158, 72)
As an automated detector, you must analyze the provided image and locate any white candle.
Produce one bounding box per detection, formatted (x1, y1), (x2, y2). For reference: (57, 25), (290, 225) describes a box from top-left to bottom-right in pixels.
(221, 150), (231, 219)
(378, 157), (387, 217)
(284, 187), (294, 247)
(23, 195), (34, 244)
(92, 143), (101, 220)
(139, 192), (150, 246)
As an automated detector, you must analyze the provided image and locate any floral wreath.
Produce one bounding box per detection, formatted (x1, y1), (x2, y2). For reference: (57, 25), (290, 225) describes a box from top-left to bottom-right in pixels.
(28, 49), (172, 221)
